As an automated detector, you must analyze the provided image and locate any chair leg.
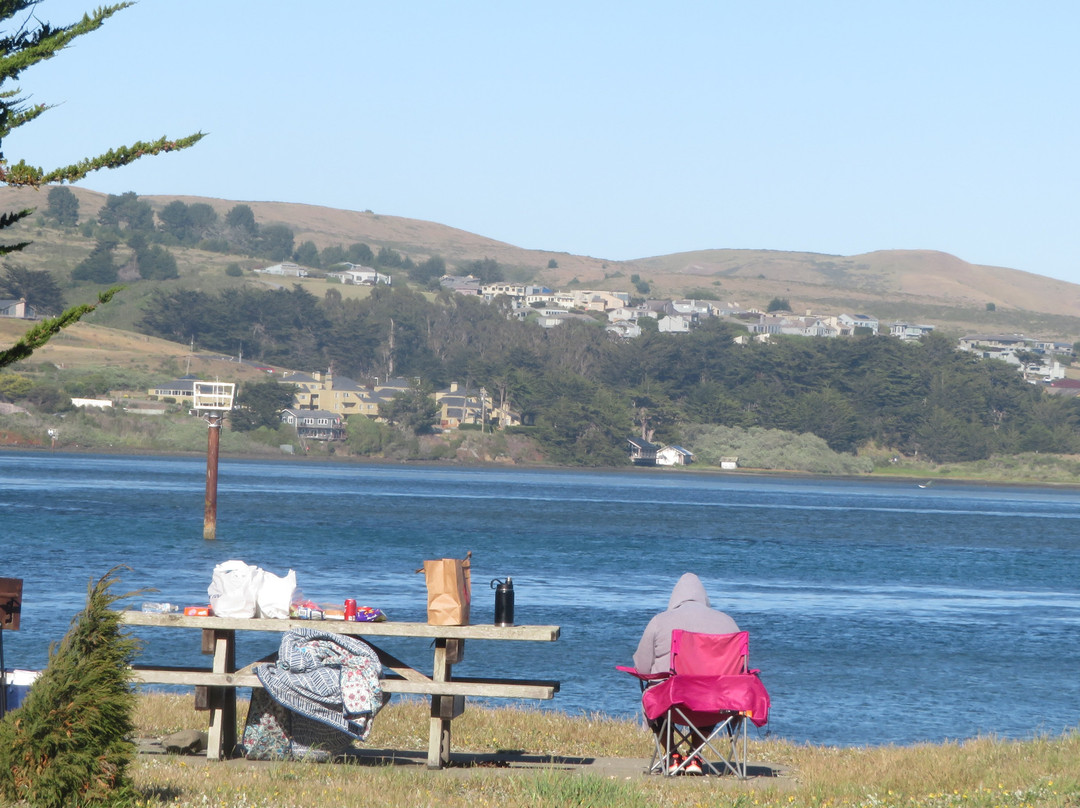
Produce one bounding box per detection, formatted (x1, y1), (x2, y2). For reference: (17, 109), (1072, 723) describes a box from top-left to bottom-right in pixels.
(675, 711), (750, 779)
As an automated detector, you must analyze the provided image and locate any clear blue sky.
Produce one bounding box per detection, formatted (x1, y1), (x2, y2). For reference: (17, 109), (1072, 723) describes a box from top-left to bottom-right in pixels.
(7, 1), (1080, 284)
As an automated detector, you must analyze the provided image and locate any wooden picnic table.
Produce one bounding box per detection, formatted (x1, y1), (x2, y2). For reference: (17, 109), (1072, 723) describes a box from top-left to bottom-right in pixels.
(120, 611), (560, 768)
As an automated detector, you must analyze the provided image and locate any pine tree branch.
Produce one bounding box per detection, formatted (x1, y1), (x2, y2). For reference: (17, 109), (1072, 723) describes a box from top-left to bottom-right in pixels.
(1, 132), (206, 187)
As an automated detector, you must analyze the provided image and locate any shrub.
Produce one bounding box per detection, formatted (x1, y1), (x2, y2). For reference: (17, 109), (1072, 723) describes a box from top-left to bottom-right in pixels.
(0, 568), (140, 807)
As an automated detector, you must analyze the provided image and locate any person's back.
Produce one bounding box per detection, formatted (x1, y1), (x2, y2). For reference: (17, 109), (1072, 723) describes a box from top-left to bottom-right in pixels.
(633, 573), (738, 675)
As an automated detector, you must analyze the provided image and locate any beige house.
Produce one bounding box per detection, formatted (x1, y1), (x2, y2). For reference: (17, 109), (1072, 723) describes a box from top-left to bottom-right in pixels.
(280, 371), (389, 418)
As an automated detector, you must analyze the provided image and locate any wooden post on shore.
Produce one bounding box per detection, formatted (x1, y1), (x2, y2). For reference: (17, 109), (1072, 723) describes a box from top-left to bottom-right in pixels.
(204, 412), (221, 540)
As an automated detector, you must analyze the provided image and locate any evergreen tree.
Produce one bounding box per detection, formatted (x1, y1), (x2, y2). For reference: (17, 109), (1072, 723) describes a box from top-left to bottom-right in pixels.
(0, 568), (141, 807)
(0, 264), (65, 314)
(45, 186), (79, 225)
(347, 242), (374, 265)
(224, 203), (256, 232)
(231, 379), (297, 431)
(292, 239), (320, 268)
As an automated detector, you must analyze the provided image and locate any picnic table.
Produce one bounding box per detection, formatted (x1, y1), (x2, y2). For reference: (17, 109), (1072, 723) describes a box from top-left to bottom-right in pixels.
(120, 611), (560, 768)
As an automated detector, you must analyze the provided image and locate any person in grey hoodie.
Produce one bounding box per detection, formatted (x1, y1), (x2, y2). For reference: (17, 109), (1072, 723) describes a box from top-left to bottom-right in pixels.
(631, 572), (739, 772)
(633, 572), (739, 675)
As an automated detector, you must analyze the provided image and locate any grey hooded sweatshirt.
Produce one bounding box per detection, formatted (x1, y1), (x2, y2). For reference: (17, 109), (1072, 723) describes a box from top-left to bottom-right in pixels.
(632, 573), (739, 674)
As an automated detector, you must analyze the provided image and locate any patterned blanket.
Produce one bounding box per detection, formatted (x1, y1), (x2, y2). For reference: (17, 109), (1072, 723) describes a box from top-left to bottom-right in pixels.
(255, 628), (384, 741)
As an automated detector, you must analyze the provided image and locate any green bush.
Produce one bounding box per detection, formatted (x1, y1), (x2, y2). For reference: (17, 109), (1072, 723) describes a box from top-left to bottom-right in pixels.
(683, 423), (874, 474)
(0, 568), (140, 807)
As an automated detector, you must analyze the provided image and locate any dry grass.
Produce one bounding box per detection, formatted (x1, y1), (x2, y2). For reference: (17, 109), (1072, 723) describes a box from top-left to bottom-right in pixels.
(127, 694), (1080, 808)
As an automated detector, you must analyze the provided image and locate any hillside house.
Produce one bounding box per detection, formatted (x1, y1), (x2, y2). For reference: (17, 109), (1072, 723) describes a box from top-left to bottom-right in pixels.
(434, 382), (490, 430)
(834, 313), (879, 335)
(671, 300), (713, 317)
(440, 275), (482, 295)
(255, 262), (309, 277)
(329, 265), (392, 285)
(657, 314), (692, 333)
(0, 298), (39, 319)
(605, 320), (642, 339)
(281, 408), (345, 441)
(280, 371), (390, 418)
(890, 322), (935, 341)
(147, 376), (198, 405)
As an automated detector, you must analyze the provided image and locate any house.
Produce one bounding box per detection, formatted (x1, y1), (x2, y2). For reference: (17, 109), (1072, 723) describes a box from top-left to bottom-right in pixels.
(280, 408), (345, 441)
(627, 437), (658, 466)
(440, 275), (482, 295)
(280, 371), (388, 418)
(147, 376), (199, 405)
(328, 264), (392, 286)
(957, 334), (1029, 361)
(656, 445), (693, 466)
(719, 456), (739, 470)
(828, 313), (879, 335)
(657, 314), (692, 333)
(605, 320), (642, 339)
(0, 298), (39, 319)
(434, 382), (490, 430)
(671, 300), (713, 317)
(1046, 378), (1080, 397)
(890, 322), (935, 341)
(255, 262), (309, 277)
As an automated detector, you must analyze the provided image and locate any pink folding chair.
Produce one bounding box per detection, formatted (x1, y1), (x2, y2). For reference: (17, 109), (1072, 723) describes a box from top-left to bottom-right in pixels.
(618, 630), (770, 778)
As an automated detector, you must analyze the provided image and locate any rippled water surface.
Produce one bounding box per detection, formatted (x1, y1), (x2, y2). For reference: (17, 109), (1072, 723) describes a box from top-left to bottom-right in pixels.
(2, 451), (1078, 746)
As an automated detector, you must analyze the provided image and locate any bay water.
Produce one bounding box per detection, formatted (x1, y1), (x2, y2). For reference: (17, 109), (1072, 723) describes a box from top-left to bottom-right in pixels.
(1, 450), (1077, 747)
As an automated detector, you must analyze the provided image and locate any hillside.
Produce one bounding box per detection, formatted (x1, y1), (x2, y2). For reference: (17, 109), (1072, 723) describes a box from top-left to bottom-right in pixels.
(3, 185), (1080, 340)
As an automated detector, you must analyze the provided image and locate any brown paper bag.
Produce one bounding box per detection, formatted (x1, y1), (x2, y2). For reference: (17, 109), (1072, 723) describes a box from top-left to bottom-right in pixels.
(419, 551), (471, 625)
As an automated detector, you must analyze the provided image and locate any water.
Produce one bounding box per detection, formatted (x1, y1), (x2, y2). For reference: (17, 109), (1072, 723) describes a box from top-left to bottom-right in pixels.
(2, 450), (1078, 747)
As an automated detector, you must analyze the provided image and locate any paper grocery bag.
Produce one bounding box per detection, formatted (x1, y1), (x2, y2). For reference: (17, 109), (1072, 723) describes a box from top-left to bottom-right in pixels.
(419, 552), (471, 625)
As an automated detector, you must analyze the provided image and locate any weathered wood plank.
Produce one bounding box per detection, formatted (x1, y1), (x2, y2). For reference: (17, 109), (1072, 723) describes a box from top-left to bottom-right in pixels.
(130, 667), (558, 699)
(120, 611), (559, 642)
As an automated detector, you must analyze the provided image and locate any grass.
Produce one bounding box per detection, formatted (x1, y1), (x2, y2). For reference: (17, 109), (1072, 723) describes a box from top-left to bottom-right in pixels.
(124, 693), (1080, 808)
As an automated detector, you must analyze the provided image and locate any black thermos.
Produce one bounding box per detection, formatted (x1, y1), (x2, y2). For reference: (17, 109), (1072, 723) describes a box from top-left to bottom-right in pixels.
(491, 577), (514, 626)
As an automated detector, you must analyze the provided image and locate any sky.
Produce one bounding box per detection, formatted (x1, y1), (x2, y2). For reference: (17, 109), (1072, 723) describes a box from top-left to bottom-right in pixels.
(5, 1), (1080, 284)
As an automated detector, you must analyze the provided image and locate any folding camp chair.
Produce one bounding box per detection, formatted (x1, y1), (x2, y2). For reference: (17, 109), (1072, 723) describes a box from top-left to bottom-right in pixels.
(618, 630), (769, 778)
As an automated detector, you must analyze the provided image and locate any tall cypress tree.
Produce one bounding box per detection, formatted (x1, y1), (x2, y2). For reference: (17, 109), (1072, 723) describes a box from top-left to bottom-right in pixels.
(0, 1), (203, 369)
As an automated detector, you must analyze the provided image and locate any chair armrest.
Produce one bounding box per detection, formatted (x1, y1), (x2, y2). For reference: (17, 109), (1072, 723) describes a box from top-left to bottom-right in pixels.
(615, 665), (669, 682)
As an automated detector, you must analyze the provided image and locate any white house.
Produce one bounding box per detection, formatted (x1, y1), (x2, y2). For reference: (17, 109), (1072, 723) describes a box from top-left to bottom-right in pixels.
(255, 262), (309, 277)
(657, 314), (692, 333)
(330, 265), (392, 285)
(0, 298), (39, 319)
(656, 445), (693, 466)
(890, 322), (935, 341)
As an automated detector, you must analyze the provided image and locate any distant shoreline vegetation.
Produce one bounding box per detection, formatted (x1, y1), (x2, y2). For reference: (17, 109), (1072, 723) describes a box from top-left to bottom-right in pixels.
(4, 412), (1080, 488)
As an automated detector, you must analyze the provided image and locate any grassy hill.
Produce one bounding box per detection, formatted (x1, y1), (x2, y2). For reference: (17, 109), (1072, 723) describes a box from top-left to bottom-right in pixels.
(4, 185), (1080, 343)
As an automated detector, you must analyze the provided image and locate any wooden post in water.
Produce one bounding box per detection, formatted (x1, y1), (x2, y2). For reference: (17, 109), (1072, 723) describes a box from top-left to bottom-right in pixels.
(204, 412), (221, 540)
(193, 381), (234, 542)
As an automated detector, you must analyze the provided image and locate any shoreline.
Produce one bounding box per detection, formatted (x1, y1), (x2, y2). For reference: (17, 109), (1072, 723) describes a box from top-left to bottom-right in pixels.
(6, 443), (1080, 490)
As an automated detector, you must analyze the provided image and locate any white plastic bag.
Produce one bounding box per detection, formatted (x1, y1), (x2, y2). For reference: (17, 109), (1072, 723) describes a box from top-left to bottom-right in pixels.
(208, 560), (263, 618)
(257, 568), (300, 619)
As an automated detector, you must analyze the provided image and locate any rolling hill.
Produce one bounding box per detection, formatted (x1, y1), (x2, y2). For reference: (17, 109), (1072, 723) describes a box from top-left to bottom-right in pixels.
(3, 185), (1080, 342)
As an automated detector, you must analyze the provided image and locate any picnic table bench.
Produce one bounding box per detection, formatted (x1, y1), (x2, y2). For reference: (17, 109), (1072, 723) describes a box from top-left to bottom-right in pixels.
(120, 611), (560, 768)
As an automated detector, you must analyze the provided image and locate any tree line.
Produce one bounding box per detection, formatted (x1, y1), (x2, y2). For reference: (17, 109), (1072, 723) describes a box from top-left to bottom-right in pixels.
(137, 284), (1080, 466)
(40, 190), (505, 289)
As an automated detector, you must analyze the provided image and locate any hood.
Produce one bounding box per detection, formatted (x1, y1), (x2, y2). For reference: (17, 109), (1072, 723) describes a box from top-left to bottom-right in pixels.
(667, 572), (711, 610)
